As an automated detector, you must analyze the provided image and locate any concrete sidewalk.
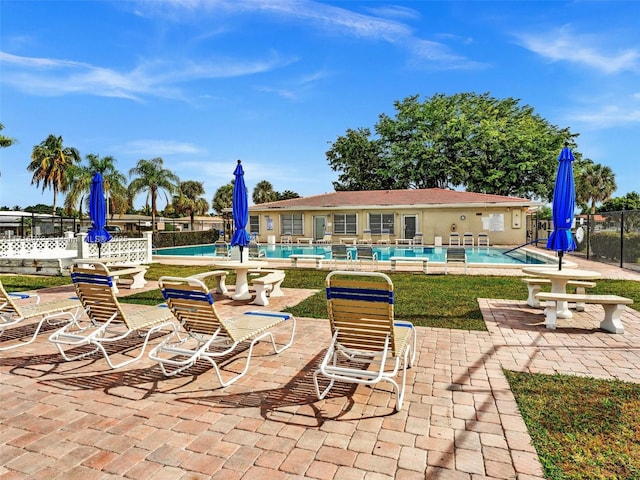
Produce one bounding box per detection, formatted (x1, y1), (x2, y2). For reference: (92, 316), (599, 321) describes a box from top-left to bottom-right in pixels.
(1, 258), (639, 479)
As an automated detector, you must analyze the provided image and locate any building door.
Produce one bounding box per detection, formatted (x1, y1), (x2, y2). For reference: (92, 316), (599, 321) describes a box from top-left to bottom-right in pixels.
(403, 215), (417, 239)
(313, 216), (327, 241)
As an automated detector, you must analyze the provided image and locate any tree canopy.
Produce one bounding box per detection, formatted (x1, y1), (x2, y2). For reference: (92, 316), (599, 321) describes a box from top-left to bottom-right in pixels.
(128, 157), (179, 230)
(28, 134), (81, 215)
(574, 159), (617, 214)
(326, 92), (576, 201)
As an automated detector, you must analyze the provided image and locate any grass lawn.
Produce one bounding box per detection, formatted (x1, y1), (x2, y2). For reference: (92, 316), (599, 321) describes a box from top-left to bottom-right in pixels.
(505, 370), (640, 480)
(2, 265), (640, 479)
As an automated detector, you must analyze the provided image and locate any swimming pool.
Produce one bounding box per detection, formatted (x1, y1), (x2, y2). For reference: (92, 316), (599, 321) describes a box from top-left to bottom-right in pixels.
(154, 244), (554, 266)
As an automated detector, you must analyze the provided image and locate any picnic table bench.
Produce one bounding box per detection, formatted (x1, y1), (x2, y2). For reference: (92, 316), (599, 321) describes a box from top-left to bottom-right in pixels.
(251, 270), (286, 306)
(188, 270), (229, 294)
(522, 277), (596, 309)
(535, 292), (634, 334)
(389, 256), (429, 274)
(290, 254), (324, 269)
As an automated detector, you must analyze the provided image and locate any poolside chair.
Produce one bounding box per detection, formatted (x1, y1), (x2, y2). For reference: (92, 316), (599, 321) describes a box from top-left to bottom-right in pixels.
(49, 263), (176, 369)
(413, 232), (424, 245)
(214, 241), (230, 257)
(331, 244), (353, 269)
(0, 280), (82, 351)
(462, 232), (474, 246)
(358, 229), (373, 245)
(377, 229), (391, 245)
(280, 233), (292, 245)
(355, 245), (378, 271)
(445, 248), (468, 274)
(316, 232), (333, 244)
(477, 232), (490, 247)
(149, 276), (296, 383)
(314, 271), (416, 411)
(248, 241), (266, 259)
(448, 232), (461, 246)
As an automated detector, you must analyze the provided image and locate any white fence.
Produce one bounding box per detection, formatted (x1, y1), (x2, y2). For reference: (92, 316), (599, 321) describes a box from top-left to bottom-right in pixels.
(0, 232), (153, 264)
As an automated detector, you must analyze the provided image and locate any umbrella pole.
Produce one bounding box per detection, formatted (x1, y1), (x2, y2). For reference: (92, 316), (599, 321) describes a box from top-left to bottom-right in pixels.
(239, 245), (244, 263)
(98, 242), (102, 259)
(558, 251), (563, 270)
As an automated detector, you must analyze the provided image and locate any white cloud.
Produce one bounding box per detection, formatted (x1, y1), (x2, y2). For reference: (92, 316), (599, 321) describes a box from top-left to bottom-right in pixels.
(570, 103), (640, 128)
(116, 140), (204, 156)
(135, 0), (479, 69)
(0, 50), (291, 100)
(516, 26), (640, 74)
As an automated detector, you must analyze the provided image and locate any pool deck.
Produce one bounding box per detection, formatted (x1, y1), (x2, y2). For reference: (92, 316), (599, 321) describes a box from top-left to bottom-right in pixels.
(1, 251), (639, 479)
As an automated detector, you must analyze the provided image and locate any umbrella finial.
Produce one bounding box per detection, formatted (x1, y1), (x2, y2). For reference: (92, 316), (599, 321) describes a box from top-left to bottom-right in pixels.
(237, 159), (242, 165)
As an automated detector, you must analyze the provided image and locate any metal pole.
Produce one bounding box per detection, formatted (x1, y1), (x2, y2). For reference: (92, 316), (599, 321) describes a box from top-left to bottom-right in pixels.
(620, 210), (624, 269)
(586, 214), (590, 260)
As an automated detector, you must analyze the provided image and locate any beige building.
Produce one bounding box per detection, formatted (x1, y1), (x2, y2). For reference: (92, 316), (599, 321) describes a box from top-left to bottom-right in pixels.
(248, 189), (539, 246)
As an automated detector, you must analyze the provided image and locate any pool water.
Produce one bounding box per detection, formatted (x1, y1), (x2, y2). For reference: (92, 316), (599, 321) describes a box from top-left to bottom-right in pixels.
(154, 244), (549, 265)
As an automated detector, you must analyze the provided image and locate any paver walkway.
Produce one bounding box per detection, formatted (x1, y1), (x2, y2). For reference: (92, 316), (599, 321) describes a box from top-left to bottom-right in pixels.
(1, 256), (639, 479)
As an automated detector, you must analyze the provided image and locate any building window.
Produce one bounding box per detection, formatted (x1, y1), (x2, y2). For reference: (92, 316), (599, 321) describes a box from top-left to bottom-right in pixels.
(333, 213), (357, 235)
(249, 215), (260, 234)
(368, 213), (395, 235)
(281, 214), (303, 235)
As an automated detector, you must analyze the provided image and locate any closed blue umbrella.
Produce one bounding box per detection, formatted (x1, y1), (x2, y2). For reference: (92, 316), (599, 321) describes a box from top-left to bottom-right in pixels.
(546, 145), (577, 270)
(86, 172), (111, 258)
(230, 160), (251, 262)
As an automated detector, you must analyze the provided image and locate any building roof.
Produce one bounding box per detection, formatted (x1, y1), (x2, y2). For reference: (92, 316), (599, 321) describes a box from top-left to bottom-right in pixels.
(251, 188), (535, 211)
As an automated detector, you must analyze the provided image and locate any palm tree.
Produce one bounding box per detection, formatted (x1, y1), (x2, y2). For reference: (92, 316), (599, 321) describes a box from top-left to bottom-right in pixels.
(575, 160), (617, 214)
(0, 123), (17, 180)
(64, 154), (128, 222)
(212, 182), (234, 215)
(173, 180), (210, 230)
(252, 180), (278, 204)
(28, 134), (81, 215)
(0, 123), (16, 148)
(128, 157), (179, 230)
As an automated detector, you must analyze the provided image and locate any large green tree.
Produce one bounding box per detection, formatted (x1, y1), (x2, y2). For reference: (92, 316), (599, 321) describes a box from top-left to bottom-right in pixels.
(212, 183), (233, 215)
(64, 154), (128, 222)
(128, 157), (179, 230)
(28, 134), (81, 215)
(327, 92), (574, 200)
(173, 180), (210, 230)
(252, 180), (278, 204)
(575, 159), (617, 214)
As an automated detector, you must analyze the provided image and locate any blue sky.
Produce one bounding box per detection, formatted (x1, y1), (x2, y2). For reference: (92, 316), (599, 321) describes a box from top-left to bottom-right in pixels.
(1, 0), (639, 211)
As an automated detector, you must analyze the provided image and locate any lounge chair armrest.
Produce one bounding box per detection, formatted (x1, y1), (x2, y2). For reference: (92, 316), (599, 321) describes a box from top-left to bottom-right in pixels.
(9, 292), (40, 304)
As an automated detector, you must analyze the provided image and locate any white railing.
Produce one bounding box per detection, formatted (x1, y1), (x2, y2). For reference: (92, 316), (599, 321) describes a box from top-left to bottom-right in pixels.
(0, 237), (75, 259)
(0, 232), (153, 264)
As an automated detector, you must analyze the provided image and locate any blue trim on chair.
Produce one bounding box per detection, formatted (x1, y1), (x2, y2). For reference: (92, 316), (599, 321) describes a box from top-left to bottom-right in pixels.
(244, 311), (291, 320)
(162, 288), (214, 305)
(326, 286), (393, 304)
(8, 292), (31, 300)
(71, 272), (114, 287)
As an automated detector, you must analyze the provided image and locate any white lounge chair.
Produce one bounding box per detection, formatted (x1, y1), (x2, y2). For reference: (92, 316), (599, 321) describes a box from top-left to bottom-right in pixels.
(477, 232), (490, 247)
(358, 229), (373, 244)
(150, 276), (296, 383)
(0, 280), (82, 351)
(449, 232), (461, 246)
(462, 232), (474, 246)
(314, 271), (416, 411)
(316, 232), (333, 244)
(49, 263), (176, 369)
(377, 229), (391, 245)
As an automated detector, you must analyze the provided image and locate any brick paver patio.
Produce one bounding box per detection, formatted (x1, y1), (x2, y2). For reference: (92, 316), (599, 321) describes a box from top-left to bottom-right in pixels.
(1, 257), (639, 479)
